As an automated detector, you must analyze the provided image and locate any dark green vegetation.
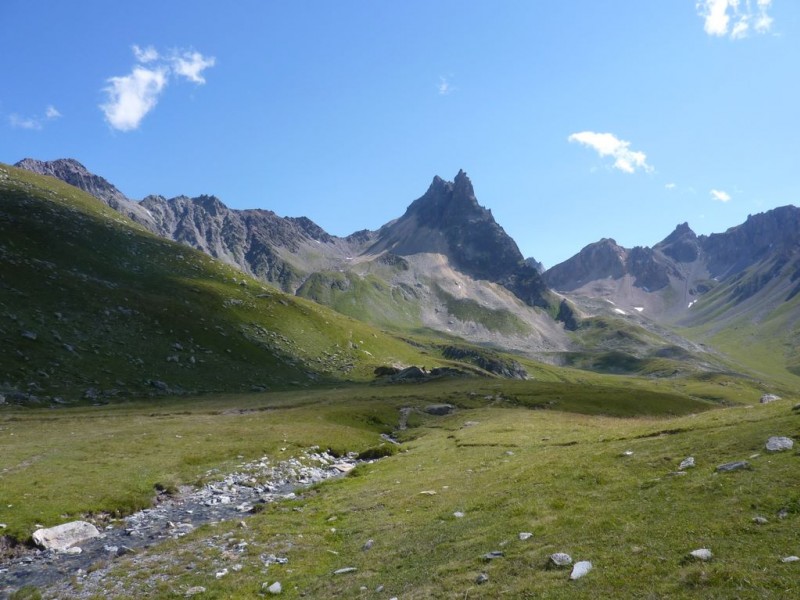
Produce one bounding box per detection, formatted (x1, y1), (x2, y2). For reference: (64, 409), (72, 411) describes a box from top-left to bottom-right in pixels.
(0, 164), (460, 404)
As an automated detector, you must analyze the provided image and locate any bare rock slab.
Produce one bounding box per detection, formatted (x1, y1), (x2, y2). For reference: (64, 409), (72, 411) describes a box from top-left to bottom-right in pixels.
(715, 461), (750, 473)
(760, 394), (781, 404)
(549, 552), (573, 568)
(32, 520), (100, 551)
(765, 436), (794, 452)
(570, 561), (593, 580)
(689, 548), (713, 561)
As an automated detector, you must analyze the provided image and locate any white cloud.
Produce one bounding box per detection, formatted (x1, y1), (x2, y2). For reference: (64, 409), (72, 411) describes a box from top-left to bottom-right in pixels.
(8, 104), (62, 130)
(132, 44), (159, 63)
(696, 0), (774, 39)
(171, 51), (216, 84)
(101, 45), (215, 131)
(101, 66), (168, 132)
(437, 76), (454, 96)
(567, 131), (653, 174)
(710, 189), (732, 202)
(665, 182), (677, 190)
(9, 114), (42, 130)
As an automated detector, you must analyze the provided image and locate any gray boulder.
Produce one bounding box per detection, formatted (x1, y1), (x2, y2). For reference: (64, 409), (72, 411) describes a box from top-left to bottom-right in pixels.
(715, 461), (750, 473)
(424, 404), (454, 416)
(765, 436), (793, 452)
(570, 561), (593, 580)
(760, 394), (781, 404)
(549, 552), (573, 568)
(679, 457), (695, 470)
(32, 521), (100, 551)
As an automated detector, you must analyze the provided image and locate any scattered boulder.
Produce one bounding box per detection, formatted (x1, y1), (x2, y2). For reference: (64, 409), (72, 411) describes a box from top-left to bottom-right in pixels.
(765, 436), (793, 452)
(476, 573), (489, 584)
(21, 331), (37, 341)
(424, 403), (454, 416)
(781, 556), (800, 563)
(570, 561), (593, 580)
(264, 581), (282, 594)
(453, 511), (465, 518)
(482, 551), (504, 561)
(689, 548), (713, 561)
(519, 532), (533, 541)
(760, 394), (781, 404)
(549, 553), (573, 568)
(752, 516), (768, 525)
(374, 366), (401, 377)
(362, 539), (374, 551)
(185, 587), (206, 597)
(32, 521), (100, 551)
(715, 461), (750, 473)
(792, 403), (800, 412)
(333, 567), (357, 575)
(679, 457), (695, 470)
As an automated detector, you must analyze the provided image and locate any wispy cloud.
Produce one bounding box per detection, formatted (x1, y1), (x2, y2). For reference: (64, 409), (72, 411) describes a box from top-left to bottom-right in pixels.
(100, 45), (215, 132)
(172, 51), (216, 84)
(567, 131), (653, 174)
(665, 182), (677, 190)
(710, 189), (732, 202)
(437, 76), (454, 96)
(696, 0), (774, 39)
(132, 44), (159, 63)
(8, 104), (62, 130)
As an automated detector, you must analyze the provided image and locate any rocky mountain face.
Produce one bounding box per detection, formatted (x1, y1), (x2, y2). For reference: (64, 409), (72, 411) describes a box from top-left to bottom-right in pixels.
(15, 158), (158, 230)
(368, 170), (551, 309)
(546, 206), (800, 326)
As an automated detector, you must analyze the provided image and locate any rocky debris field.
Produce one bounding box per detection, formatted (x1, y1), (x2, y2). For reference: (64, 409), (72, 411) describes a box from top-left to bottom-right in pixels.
(0, 449), (359, 599)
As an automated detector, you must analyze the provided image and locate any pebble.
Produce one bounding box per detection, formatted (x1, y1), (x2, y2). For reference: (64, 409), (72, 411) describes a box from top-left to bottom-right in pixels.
(264, 581), (282, 594)
(476, 572), (489, 584)
(333, 567), (357, 575)
(185, 587), (206, 597)
(419, 490), (437, 496)
(570, 561), (592, 580)
(622, 450), (634, 457)
(753, 516), (768, 525)
(679, 457), (695, 470)
(482, 551), (504, 561)
(216, 568), (229, 579)
(519, 532), (533, 541)
(362, 539), (374, 550)
(549, 553), (573, 567)
(453, 512), (465, 518)
(689, 548), (712, 561)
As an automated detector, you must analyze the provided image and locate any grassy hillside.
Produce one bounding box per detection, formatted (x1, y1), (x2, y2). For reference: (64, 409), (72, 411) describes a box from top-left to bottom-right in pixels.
(1, 380), (797, 598)
(0, 164), (448, 404)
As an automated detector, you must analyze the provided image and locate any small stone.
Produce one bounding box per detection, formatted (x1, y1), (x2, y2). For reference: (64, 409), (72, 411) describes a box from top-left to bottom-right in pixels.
(549, 553), (573, 567)
(362, 539), (374, 550)
(424, 404), (454, 415)
(570, 561), (593, 580)
(766, 436), (794, 452)
(752, 516), (768, 525)
(375, 585), (384, 592)
(622, 450), (634, 457)
(781, 556), (800, 563)
(453, 511), (465, 518)
(476, 573), (489, 584)
(679, 457), (695, 470)
(715, 461), (750, 473)
(62, 546), (82, 555)
(760, 394), (781, 404)
(333, 567), (357, 575)
(419, 490), (437, 496)
(104, 545), (119, 553)
(519, 532), (533, 541)
(185, 587), (206, 597)
(689, 548), (713, 561)
(21, 331), (37, 341)
(482, 551), (504, 561)
(792, 403), (800, 412)
(265, 581), (282, 594)
(215, 568), (228, 579)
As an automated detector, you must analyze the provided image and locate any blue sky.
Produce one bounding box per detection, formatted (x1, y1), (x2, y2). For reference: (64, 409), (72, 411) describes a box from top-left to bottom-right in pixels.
(2, 1), (797, 268)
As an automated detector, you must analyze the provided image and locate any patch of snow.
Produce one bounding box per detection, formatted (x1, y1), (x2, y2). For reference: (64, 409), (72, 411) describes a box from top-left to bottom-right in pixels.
(613, 308), (627, 315)
(633, 307), (644, 312)
(688, 300), (696, 309)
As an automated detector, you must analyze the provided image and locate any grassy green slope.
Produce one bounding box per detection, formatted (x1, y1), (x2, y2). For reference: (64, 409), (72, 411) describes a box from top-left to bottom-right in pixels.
(0, 164), (444, 403)
(1, 382), (797, 598)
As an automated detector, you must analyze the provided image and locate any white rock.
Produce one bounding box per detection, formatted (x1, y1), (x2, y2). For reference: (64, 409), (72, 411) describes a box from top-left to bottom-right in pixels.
(766, 436), (794, 452)
(690, 548), (713, 561)
(622, 450), (634, 457)
(32, 521), (100, 551)
(333, 567), (357, 575)
(570, 560), (593, 580)
(519, 532), (533, 541)
(781, 556), (799, 563)
(679, 457), (695, 470)
(185, 587), (206, 597)
(266, 581), (282, 594)
(760, 394), (781, 404)
(215, 568), (228, 579)
(62, 546), (82, 555)
(453, 512), (465, 518)
(419, 490), (437, 496)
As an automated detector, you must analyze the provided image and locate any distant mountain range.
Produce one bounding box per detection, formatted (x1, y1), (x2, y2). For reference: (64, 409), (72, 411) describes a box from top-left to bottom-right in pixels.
(12, 158), (800, 384)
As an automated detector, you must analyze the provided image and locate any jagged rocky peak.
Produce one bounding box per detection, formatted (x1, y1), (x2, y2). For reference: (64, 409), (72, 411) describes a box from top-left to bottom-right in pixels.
(405, 170), (488, 225)
(656, 222), (700, 263)
(15, 158), (126, 203)
(545, 238), (627, 291)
